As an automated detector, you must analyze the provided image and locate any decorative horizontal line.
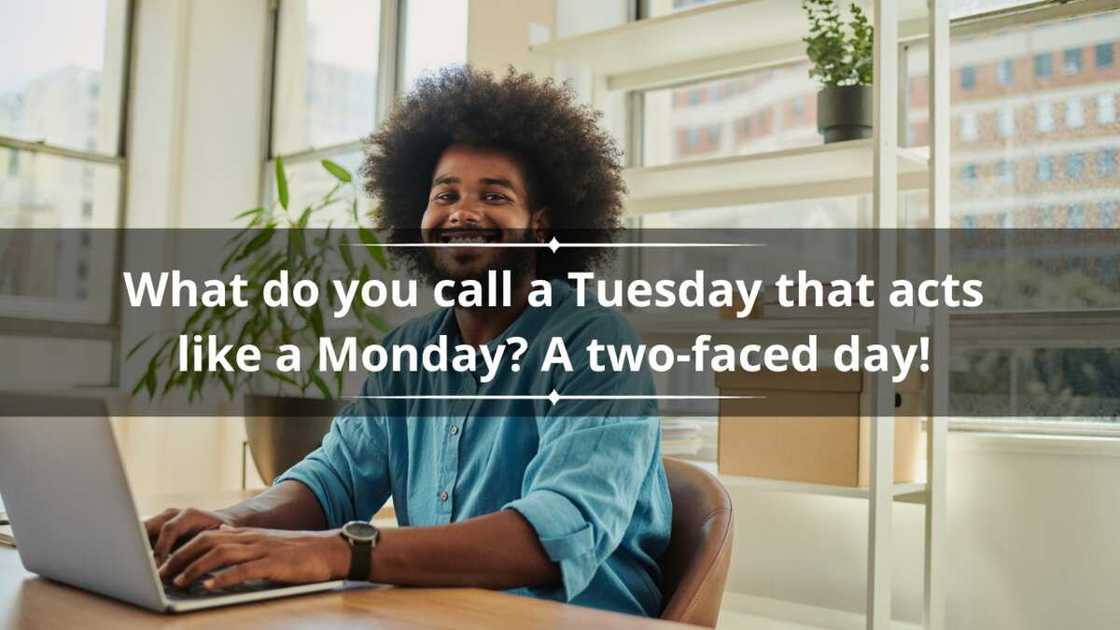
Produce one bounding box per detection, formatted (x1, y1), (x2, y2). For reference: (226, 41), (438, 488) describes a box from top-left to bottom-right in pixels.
(350, 238), (765, 252)
(346, 391), (764, 405)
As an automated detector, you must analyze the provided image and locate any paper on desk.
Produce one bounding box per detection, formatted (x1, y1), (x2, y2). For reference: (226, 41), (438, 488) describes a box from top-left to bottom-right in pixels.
(0, 524), (13, 548)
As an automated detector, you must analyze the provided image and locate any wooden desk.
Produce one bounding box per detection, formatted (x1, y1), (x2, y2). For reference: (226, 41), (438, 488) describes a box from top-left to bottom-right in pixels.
(0, 495), (696, 630)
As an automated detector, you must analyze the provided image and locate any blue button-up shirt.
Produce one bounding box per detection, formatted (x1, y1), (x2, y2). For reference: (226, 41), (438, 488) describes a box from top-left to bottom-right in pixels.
(277, 279), (672, 617)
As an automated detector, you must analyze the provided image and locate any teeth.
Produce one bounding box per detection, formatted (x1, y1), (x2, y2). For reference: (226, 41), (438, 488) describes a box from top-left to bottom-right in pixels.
(441, 232), (497, 244)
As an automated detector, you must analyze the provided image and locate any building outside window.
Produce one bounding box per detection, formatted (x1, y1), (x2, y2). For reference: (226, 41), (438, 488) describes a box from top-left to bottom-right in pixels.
(961, 111), (979, 141)
(997, 58), (1014, 84)
(1036, 156), (1053, 182)
(960, 65), (976, 90)
(998, 106), (1015, 137)
(1098, 93), (1117, 124)
(634, 4), (1120, 428)
(1065, 153), (1084, 180)
(1099, 149), (1118, 178)
(961, 162), (978, 186)
(1063, 47), (1083, 74)
(1096, 42), (1115, 68)
(1034, 51), (1052, 78)
(1065, 97), (1085, 128)
(996, 159), (1015, 185)
(1102, 201), (1118, 226)
(0, 0), (130, 389)
(1035, 101), (1054, 132)
(268, 0), (468, 221)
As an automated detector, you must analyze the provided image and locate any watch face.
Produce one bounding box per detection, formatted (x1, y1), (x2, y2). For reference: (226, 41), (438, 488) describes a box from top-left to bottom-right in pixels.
(342, 520), (378, 543)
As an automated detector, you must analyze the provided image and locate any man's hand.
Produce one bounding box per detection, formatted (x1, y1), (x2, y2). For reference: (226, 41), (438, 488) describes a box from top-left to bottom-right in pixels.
(145, 507), (237, 565)
(157, 526), (349, 590)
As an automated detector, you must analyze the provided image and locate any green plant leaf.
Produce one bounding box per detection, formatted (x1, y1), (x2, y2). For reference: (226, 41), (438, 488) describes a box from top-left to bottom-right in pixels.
(235, 224), (276, 263)
(321, 159), (352, 183)
(308, 305), (325, 338)
(235, 206), (265, 221)
(358, 226), (388, 269)
(125, 333), (154, 360)
(275, 157), (289, 210)
(339, 233), (355, 271)
(308, 370), (332, 399)
(144, 368), (157, 399)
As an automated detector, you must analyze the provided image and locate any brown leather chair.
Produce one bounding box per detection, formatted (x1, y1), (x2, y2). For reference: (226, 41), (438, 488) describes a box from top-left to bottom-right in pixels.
(659, 458), (735, 628)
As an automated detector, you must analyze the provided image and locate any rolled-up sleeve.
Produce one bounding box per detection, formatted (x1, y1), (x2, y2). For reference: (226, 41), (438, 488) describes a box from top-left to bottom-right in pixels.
(274, 378), (392, 528)
(504, 315), (661, 602)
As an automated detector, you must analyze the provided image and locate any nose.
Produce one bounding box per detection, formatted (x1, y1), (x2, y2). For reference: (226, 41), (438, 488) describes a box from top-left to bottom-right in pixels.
(447, 200), (482, 227)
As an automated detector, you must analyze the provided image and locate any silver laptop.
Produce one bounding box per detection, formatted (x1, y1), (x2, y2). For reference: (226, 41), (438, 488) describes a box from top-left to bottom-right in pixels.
(0, 396), (344, 612)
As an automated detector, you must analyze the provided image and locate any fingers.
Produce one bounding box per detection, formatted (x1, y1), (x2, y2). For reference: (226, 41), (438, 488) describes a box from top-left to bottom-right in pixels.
(204, 559), (273, 590)
(159, 528), (254, 580)
(152, 508), (220, 563)
(174, 543), (265, 587)
(145, 508), (180, 544)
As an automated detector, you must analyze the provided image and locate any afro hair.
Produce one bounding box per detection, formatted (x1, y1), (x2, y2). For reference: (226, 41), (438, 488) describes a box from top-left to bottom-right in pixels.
(361, 65), (626, 281)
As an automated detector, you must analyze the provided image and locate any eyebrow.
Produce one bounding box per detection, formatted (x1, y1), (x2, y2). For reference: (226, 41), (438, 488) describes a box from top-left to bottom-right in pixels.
(430, 175), (518, 192)
(480, 177), (516, 191)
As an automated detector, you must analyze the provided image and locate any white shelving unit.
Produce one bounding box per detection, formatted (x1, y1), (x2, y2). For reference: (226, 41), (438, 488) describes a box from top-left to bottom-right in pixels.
(530, 2), (950, 629)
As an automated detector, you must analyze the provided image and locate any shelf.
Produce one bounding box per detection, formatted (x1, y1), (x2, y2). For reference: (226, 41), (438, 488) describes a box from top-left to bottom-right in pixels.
(623, 140), (930, 214)
(722, 475), (928, 503)
(531, 0), (930, 84)
(693, 461), (928, 502)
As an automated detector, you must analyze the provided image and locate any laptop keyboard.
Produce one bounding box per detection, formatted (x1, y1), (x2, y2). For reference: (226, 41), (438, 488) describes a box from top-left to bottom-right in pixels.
(163, 576), (279, 600)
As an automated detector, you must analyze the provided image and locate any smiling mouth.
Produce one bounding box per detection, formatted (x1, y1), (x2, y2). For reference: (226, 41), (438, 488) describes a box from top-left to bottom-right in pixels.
(438, 229), (502, 244)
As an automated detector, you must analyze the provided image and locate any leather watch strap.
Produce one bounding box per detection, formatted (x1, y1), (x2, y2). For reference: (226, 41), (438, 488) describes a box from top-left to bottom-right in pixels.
(347, 538), (371, 581)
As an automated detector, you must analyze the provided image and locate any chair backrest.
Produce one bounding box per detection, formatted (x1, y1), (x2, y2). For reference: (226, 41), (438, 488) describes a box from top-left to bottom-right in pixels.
(659, 458), (735, 628)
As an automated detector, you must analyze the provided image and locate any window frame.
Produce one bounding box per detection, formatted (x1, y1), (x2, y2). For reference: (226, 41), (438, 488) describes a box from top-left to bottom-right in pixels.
(0, 0), (136, 387)
(260, 0), (403, 205)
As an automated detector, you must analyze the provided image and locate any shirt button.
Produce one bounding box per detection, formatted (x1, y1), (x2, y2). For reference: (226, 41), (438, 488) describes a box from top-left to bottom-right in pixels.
(439, 491), (449, 502)
(449, 425), (459, 435)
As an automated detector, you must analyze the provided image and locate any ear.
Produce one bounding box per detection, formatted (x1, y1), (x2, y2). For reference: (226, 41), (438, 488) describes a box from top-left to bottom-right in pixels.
(530, 208), (551, 243)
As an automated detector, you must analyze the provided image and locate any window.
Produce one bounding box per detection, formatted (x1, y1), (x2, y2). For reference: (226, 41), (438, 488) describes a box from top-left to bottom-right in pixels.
(961, 163), (979, 185)
(1035, 101), (1054, 132)
(960, 65), (976, 90)
(997, 106), (1015, 137)
(1098, 94), (1117, 124)
(1034, 52), (1053, 78)
(633, 6), (1120, 434)
(643, 61), (817, 166)
(996, 159), (1015, 185)
(400, 0), (468, 91)
(1100, 149), (1118, 178)
(271, 0), (383, 157)
(960, 112), (979, 141)
(1062, 48), (1083, 74)
(268, 0), (466, 221)
(1065, 97), (1085, 128)
(997, 59), (1014, 85)
(1095, 43), (1114, 68)
(1102, 202), (1118, 227)
(0, 0), (129, 388)
(1065, 153), (1084, 180)
(1036, 156), (1053, 182)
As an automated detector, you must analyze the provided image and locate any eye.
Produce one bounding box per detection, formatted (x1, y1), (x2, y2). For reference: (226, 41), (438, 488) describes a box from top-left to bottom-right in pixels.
(482, 192), (509, 202)
(433, 191), (458, 203)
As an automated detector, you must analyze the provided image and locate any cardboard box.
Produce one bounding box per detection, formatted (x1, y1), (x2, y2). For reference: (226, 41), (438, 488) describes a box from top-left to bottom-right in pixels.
(716, 369), (925, 486)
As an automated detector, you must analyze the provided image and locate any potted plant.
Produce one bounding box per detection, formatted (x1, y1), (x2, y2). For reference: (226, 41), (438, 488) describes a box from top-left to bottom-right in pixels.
(128, 158), (390, 483)
(802, 0), (874, 143)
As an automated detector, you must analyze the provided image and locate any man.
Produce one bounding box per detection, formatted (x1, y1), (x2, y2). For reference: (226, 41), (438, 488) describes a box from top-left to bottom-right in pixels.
(147, 66), (671, 618)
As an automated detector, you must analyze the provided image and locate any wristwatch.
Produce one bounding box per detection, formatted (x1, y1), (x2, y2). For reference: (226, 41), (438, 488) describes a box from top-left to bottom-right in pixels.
(339, 520), (380, 581)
